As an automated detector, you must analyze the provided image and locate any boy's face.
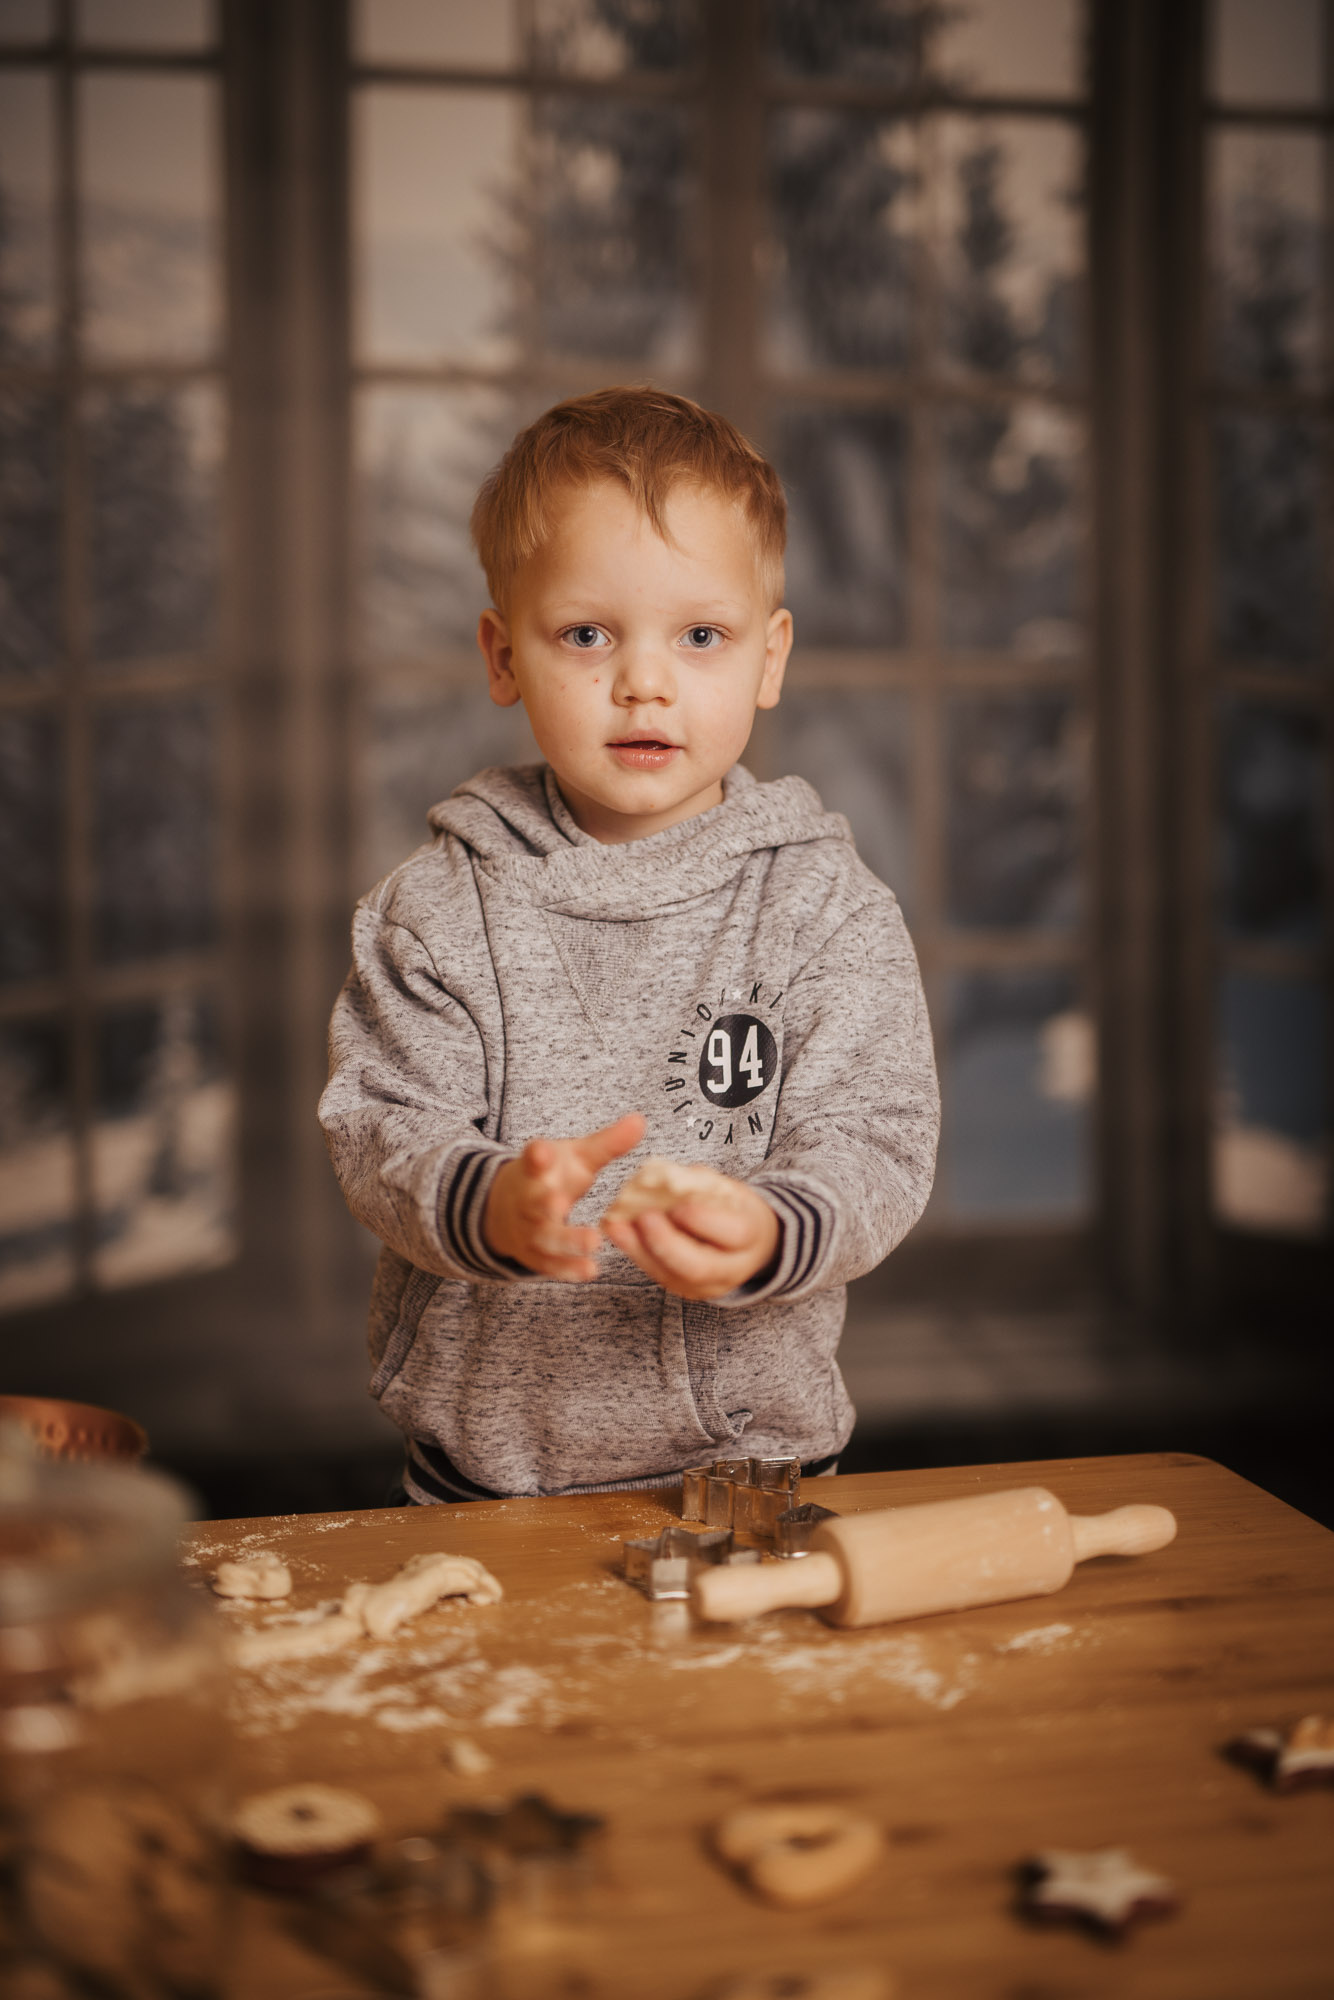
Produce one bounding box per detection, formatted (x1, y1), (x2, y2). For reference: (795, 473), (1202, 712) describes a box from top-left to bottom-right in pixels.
(478, 478), (792, 844)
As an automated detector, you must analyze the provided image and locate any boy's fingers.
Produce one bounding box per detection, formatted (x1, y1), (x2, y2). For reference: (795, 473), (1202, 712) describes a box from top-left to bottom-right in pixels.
(663, 1199), (755, 1251)
(533, 1224), (601, 1260)
(523, 1137), (557, 1176)
(573, 1111), (646, 1173)
(635, 1210), (735, 1282)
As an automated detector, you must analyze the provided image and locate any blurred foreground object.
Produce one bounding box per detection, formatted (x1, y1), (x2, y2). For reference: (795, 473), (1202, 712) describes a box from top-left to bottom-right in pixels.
(0, 1429), (231, 1997)
(0, 1395), (148, 1463)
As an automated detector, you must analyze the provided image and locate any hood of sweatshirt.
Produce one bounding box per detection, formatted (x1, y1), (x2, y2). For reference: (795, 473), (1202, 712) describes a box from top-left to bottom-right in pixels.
(426, 763), (853, 921)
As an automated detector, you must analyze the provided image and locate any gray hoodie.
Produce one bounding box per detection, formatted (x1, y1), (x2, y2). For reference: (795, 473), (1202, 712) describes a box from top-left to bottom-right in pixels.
(319, 763), (938, 1497)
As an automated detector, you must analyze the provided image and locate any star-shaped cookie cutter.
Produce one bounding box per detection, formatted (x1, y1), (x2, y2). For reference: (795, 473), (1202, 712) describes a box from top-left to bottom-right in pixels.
(681, 1456), (801, 1536)
(622, 1524), (762, 1600)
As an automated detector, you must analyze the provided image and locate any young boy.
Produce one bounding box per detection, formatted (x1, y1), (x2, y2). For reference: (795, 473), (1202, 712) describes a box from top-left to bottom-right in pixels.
(320, 387), (939, 1504)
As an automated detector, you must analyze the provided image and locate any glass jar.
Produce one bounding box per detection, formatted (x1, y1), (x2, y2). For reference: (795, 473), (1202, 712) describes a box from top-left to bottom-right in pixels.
(0, 1427), (231, 1998)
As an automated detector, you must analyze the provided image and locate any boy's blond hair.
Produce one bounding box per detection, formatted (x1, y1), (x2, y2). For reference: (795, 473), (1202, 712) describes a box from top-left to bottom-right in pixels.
(471, 386), (787, 612)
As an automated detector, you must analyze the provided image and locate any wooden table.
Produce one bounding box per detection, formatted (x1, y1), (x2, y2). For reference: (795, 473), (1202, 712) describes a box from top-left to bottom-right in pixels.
(188, 1453), (1334, 2000)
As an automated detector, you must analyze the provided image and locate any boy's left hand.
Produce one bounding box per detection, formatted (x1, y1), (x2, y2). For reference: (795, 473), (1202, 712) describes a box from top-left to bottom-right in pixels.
(601, 1186), (780, 1302)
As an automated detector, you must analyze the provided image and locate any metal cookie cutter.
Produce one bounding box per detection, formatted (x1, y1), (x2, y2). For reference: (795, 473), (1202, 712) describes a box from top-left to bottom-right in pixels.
(622, 1525), (762, 1601)
(681, 1456), (801, 1537)
(773, 1501), (839, 1557)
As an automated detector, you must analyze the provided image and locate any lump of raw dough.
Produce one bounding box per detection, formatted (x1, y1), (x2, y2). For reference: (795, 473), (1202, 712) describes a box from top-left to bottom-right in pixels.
(603, 1157), (746, 1222)
(230, 1551), (502, 1667)
(23, 1782), (224, 1997)
(343, 1551), (503, 1639)
(231, 1608), (364, 1669)
(212, 1552), (291, 1600)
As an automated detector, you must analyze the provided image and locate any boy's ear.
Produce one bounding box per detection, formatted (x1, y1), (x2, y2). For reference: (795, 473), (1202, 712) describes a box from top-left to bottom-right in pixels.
(756, 607), (793, 711)
(478, 608), (521, 708)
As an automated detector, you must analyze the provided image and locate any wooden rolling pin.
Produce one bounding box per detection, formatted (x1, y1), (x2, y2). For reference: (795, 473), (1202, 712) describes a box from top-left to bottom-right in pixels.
(692, 1486), (1177, 1628)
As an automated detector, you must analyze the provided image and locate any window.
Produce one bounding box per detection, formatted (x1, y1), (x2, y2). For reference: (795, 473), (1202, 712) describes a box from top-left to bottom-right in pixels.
(0, 0), (234, 1311)
(349, 0), (1096, 1234)
(1205, 0), (1331, 1240)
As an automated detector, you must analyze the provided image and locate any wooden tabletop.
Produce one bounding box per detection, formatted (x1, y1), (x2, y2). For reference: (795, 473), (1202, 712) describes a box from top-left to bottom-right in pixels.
(186, 1452), (1334, 2000)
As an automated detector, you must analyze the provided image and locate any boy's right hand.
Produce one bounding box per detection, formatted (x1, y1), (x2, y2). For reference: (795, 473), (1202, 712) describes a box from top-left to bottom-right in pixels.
(482, 1112), (645, 1282)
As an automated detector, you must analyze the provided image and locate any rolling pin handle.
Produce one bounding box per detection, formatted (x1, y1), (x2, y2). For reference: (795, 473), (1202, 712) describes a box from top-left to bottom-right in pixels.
(1068, 1503), (1177, 1564)
(692, 1551), (842, 1622)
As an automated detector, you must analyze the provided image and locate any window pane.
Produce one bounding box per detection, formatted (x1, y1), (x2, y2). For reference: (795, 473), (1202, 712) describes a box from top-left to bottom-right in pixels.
(0, 1018), (75, 1311)
(947, 693), (1083, 928)
(77, 0), (212, 47)
(944, 970), (1092, 1219)
(92, 694), (218, 964)
(353, 0), (520, 68)
(1219, 699), (1324, 944)
(1213, 413), (1322, 667)
(1211, 129), (1324, 389)
(766, 110), (917, 374)
(79, 73), (221, 364)
(0, 2), (54, 40)
(930, 0), (1086, 99)
(1209, 0), (1325, 109)
(87, 381), (221, 664)
(363, 686), (539, 887)
(357, 383), (519, 657)
(533, 0), (694, 74)
(355, 86), (522, 367)
(775, 406), (909, 646)
(0, 389), (62, 680)
(0, 71), (57, 361)
(940, 401), (1082, 654)
(768, 0), (925, 88)
(0, 708), (62, 983)
(533, 96), (695, 366)
(767, 689), (916, 918)
(92, 990), (235, 1288)
(1215, 973), (1327, 1236)
(935, 115), (1084, 384)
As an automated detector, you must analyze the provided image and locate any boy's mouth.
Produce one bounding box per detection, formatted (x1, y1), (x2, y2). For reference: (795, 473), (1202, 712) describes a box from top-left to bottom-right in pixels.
(608, 736), (681, 769)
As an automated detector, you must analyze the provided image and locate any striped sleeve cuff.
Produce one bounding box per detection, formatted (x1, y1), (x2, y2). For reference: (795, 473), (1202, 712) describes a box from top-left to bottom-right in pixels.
(729, 1182), (829, 1304)
(439, 1145), (530, 1280)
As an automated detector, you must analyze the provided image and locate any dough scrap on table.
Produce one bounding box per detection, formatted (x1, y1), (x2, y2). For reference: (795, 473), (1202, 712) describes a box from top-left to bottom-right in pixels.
(713, 1804), (882, 1909)
(345, 1550), (503, 1638)
(230, 1550), (502, 1666)
(603, 1157), (748, 1222)
(212, 1552), (292, 1600)
(1019, 1847), (1179, 1935)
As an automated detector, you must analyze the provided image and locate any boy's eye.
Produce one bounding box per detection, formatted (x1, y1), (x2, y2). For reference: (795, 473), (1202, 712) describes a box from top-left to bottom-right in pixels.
(682, 626), (721, 649)
(562, 624), (606, 650)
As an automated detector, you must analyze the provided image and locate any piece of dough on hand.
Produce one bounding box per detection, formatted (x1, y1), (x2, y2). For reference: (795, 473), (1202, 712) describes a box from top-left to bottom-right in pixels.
(603, 1156), (748, 1223)
(344, 1551), (503, 1639)
(213, 1553), (292, 1600)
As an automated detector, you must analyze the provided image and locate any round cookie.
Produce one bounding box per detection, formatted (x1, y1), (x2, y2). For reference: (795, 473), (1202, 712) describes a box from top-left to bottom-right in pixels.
(231, 1782), (383, 1890)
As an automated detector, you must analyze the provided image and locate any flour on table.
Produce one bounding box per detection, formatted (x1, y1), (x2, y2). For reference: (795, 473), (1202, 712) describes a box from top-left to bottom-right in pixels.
(994, 1623), (1078, 1655)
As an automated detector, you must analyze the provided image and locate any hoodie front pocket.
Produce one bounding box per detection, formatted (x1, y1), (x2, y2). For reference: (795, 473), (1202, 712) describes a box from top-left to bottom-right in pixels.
(369, 1266), (442, 1399)
(679, 1300), (747, 1444)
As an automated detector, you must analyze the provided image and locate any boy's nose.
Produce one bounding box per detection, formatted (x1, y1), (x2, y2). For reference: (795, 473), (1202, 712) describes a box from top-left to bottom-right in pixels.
(613, 643), (676, 704)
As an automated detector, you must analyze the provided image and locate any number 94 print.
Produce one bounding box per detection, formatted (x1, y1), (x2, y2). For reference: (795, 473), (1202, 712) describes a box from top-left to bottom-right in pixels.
(660, 987), (781, 1148)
